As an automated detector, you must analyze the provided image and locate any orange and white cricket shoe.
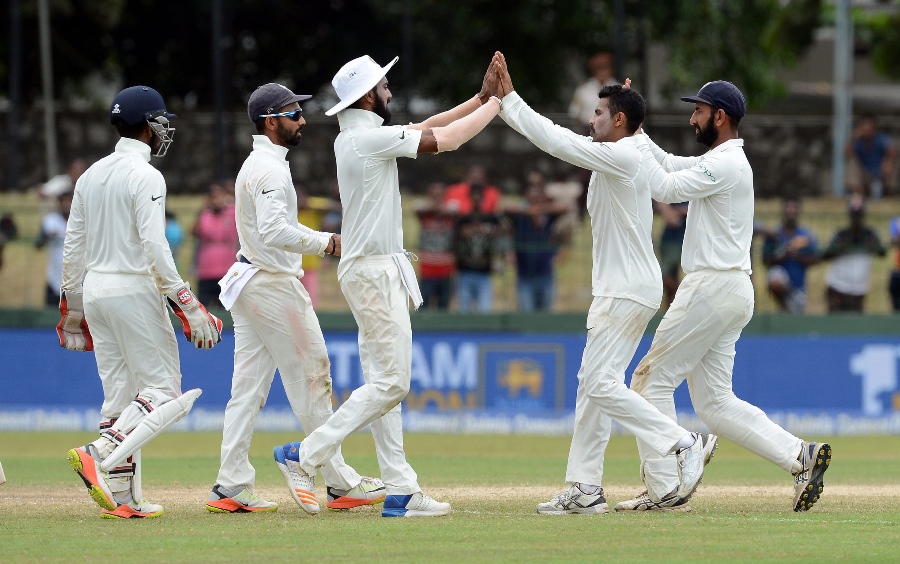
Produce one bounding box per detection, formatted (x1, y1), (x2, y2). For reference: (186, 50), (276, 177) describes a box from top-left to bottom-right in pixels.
(67, 446), (116, 511)
(274, 442), (319, 514)
(206, 484), (278, 513)
(326, 477), (386, 511)
(101, 499), (163, 519)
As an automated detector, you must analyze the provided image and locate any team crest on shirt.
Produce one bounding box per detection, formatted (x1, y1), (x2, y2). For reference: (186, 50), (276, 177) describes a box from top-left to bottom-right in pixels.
(696, 164), (716, 181)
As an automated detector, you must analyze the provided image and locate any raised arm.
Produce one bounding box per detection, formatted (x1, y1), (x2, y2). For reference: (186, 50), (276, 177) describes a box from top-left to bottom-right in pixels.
(408, 56), (497, 131)
(408, 54), (503, 154)
(644, 134), (701, 171)
(495, 53), (634, 178)
(638, 143), (732, 203)
(623, 78), (701, 172)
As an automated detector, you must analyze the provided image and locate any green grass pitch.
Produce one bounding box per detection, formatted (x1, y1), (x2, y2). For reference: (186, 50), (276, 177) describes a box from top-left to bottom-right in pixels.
(1, 432), (898, 561)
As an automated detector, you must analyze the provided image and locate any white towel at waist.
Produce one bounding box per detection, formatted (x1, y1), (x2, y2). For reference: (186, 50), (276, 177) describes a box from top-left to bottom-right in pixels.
(391, 251), (423, 310)
(218, 261), (261, 310)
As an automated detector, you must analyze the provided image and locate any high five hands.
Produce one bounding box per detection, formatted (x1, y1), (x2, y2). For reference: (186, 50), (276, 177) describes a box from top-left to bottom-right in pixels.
(478, 51), (515, 104)
(480, 54), (629, 104)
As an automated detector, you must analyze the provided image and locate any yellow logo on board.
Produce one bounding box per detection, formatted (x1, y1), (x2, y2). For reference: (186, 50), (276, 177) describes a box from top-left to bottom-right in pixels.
(498, 360), (543, 398)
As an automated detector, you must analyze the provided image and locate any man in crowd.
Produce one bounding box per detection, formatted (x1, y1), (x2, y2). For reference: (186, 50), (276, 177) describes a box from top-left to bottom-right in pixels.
(507, 172), (562, 312)
(35, 191), (73, 307)
(762, 197), (819, 313)
(454, 188), (506, 313)
(846, 114), (895, 199)
(415, 181), (457, 310)
(822, 195), (886, 312)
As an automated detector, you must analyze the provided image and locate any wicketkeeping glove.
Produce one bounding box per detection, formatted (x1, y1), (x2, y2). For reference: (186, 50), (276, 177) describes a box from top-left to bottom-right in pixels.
(57, 290), (94, 351)
(166, 282), (223, 349)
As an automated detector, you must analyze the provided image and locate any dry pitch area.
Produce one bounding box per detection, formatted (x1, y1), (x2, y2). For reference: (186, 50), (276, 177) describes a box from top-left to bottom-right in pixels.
(1, 433), (899, 561)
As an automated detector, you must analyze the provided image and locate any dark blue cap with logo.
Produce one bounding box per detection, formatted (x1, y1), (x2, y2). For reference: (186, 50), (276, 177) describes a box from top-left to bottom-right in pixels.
(109, 86), (176, 125)
(681, 80), (746, 122)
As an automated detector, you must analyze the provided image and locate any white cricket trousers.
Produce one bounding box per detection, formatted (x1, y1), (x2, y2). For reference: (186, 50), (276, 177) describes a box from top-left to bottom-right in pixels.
(82, 272), (182, 421)
(566, 297), (688, 487)
(216, 271), (360, 490)
(297, 256), (420, 496)
(631, 269), (803, 501)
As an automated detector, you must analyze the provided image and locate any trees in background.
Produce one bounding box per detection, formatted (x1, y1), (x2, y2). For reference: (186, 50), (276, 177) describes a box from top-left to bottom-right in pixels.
(0, 0), (897, 111)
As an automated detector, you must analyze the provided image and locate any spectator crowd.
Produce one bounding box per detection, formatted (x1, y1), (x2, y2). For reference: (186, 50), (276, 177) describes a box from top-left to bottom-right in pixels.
(1, 110), (898, 316)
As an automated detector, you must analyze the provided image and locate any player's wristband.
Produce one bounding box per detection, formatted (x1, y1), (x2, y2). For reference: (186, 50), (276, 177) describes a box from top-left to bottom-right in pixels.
(329, 235), (338, 256)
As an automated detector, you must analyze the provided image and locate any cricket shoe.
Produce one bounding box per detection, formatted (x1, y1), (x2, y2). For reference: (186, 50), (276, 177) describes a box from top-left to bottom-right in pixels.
(702, 433), (719, 466)
(675, 433), (714, 501)
(793, 441), (832, 512)
(536, 484), (609, 515)
(67, 446), (116, 511)
(274, 442), (319, 514)
(382, 492), (451, 517)
(101, 499), (163, 519)
(206, 484), (278, 513)
(613, 490), (691, 513)
(326, 477), (386, 510)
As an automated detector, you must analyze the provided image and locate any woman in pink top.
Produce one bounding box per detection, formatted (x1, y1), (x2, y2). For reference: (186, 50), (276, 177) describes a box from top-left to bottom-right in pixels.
(193, 183), (238, 309)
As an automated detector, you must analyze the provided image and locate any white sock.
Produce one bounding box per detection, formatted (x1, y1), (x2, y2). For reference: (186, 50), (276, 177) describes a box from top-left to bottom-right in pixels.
(575, 483), (601, 495)
(675, 433), (697, 451)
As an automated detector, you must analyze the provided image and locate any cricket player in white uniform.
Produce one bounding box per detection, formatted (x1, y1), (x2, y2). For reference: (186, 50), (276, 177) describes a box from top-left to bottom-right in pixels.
(59, 86), (223, 519)
(207, 83), (384, 514)
(616, 81), (832, 512)
(275, 54), (503, 517)
(492, 55), (710, 515)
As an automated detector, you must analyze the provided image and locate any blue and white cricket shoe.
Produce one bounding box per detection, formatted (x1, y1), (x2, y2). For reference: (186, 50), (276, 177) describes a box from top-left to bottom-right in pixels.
(382, 492), (451, 517)
(274, 442), (319, 515)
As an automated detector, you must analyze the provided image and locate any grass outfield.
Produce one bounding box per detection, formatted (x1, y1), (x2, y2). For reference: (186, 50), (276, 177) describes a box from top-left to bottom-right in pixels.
(1, 433), (898, 561)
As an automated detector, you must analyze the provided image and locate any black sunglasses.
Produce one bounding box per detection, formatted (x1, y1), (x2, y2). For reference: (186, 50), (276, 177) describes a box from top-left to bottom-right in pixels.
(259, 108), (303, 121)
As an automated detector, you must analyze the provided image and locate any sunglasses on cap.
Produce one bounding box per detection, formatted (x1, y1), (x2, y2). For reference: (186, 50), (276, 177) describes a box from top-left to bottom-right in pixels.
(258, 108), (303, 121)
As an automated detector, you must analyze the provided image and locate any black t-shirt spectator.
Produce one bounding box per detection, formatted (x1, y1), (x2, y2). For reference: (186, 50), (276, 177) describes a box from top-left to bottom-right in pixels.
(454, 213), (502, 273)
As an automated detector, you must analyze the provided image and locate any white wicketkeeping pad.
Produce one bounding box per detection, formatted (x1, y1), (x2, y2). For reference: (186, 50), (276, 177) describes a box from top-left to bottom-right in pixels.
(0, 460), (6, 485)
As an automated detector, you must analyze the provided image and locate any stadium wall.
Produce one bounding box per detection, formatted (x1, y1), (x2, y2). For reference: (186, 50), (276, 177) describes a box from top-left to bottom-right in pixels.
(2, 111), (899, 197)
(2, 313), (898, 435)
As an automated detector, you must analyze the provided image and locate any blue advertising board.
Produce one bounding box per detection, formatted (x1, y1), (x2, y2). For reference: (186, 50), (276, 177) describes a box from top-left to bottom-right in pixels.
(1, 328), (898, 434)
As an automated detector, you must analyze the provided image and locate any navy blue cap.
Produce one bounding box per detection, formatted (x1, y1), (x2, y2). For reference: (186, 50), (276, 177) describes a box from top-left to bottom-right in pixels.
(681, 81), (746, 122)
(109, 86), (176, 125)
(247, 83), (312, 124)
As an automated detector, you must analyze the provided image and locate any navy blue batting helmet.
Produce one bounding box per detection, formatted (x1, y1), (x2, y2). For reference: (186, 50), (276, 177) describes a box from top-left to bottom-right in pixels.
(109, 86), (177, 125)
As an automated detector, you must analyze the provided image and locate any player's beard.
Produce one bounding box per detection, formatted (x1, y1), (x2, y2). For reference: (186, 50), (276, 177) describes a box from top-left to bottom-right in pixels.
(695, 114), (718, 148)
(277, 119), (302, 147)
(373, 91), (392, 124)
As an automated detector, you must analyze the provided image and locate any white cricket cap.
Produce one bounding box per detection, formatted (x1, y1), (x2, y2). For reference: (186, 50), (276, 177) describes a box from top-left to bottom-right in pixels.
(325, 55), (399, 116)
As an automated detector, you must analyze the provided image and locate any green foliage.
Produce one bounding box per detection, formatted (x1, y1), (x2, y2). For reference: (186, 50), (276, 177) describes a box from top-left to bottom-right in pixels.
(1, 0), (897, 112)
(855, 4), (900, 79)
(642, 0), (821, 108)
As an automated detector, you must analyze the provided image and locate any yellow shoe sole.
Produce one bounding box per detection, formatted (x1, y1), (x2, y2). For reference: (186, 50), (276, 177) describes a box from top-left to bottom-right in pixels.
(67, 448), (116, 511)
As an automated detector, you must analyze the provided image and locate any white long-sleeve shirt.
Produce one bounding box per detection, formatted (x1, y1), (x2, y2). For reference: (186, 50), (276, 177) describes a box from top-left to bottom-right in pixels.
(61, 137), (182, 293)
(333, 109), (423, 280)
(641, 136), (754, 274)
(235, 135), (331, 276)
(501, 91), (662, 309)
